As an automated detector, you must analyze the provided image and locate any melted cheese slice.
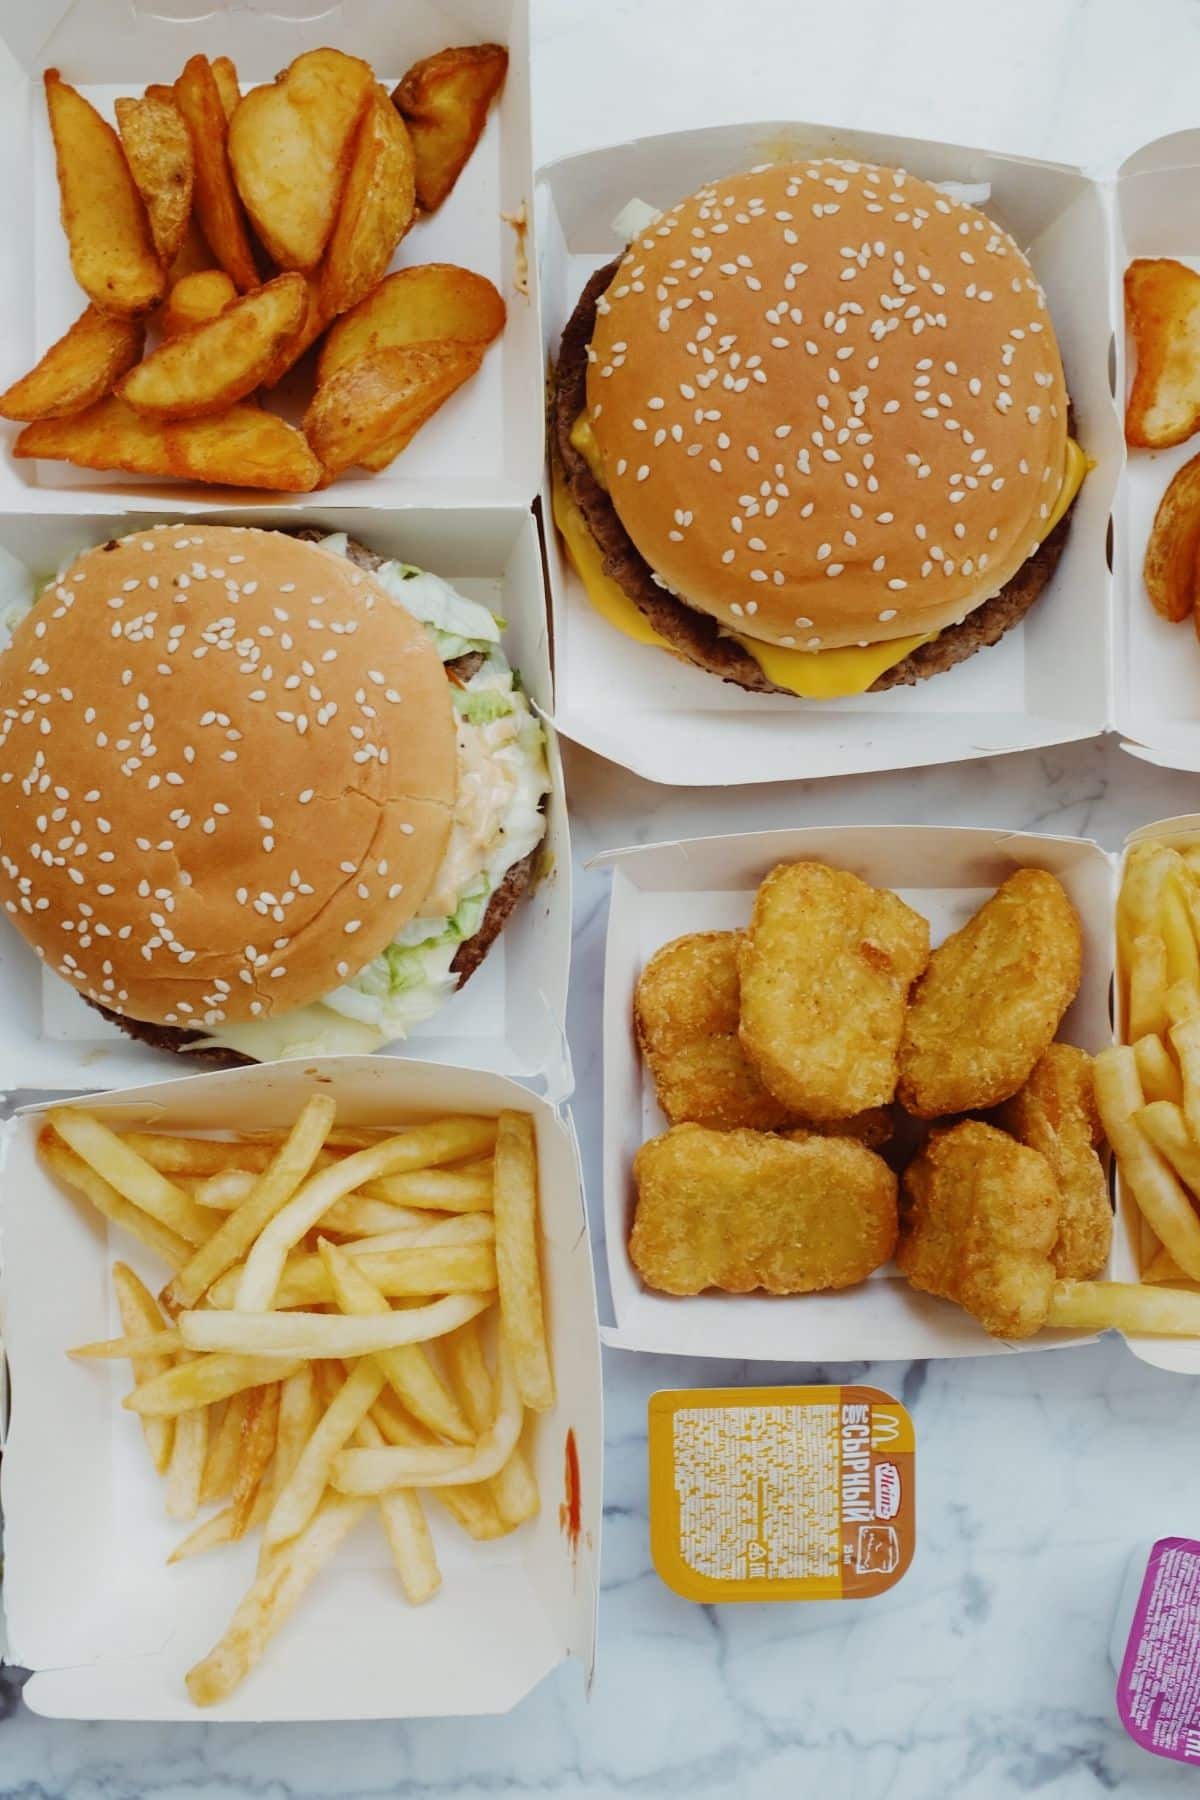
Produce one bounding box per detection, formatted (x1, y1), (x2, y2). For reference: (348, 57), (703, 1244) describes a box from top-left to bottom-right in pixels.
(558, 425), (1089, 700)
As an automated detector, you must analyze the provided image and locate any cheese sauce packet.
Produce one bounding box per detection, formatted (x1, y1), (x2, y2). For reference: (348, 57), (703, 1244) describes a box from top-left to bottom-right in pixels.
(648, 1384), (915, 1602)
(1113, 1537), (1200, 1765)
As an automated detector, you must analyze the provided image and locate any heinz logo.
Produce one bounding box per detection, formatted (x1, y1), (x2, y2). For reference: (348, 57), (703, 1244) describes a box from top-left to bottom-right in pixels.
(874, 1462), (901, 1520)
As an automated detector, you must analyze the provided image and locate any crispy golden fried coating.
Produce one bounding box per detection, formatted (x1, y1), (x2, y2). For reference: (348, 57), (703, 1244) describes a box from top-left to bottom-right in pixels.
(629, 1123), (898, 1296)
(995, 1043), (1111, 1281)
(736, 863), (930, 1121)
(897, 869), (1083, 1119)
(635, 931), (799, 1131)
(782, 1111), (895, 1150)
(897, 1120), (1059, 1338)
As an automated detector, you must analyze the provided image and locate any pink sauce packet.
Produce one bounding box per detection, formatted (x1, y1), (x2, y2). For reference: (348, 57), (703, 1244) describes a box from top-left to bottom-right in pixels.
(1114, 1538), (1200, 1765)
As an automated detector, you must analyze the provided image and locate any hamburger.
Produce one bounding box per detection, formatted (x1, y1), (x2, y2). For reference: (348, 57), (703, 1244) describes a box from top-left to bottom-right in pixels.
(552, 157), (1089, 699)
(0, 524), (550, 1063)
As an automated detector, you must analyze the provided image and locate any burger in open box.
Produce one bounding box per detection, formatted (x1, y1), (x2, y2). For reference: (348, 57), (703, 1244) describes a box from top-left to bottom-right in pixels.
(551, 158), (1088, 700)
(0, 525), (550, 1061)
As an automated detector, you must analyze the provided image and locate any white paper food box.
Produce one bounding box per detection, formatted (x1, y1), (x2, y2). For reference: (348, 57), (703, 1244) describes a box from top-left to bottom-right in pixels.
(0, 0), (540, 513)
(0, 1055), (602, 1721)
(596, 820), (1196, 1374)
(0, 505), (573, 1101)
(537, 119), (1200, 786)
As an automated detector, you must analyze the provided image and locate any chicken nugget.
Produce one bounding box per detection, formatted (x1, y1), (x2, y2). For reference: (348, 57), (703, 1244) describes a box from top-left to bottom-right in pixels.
(634, 931), (797, 1131)
(995, 1043), (1111, 1280)
(897, 869), (1083, 1119)
(737, 863), (930, 1121)
(897, 1120), (1059, 1338)
(630, 1123), (898, 1296)
(782, 1109), (895, 1150)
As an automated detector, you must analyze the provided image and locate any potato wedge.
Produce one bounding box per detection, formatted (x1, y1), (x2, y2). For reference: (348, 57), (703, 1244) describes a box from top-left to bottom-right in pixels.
(120, 272), (307, 417)
(0, 306), (143, 421)
(44, 70), (164, 316)
(1127, 258), (1200, 448)
(168, 219), (217, 283)
(1144, 451), (1200, 623)
(211, 55), (240, 123)
(174, 55), (259, 293)
(115, 94), (194, 268)
(319, 86), (416, 319)
(161, 269), (238, 339)
(258, 273), (327, 389)
(317, 263), (505, 386)
(393, 44), (508, 213)
(15, 395), (321, 492)
(304, 341), (483, 478)
(228, 48), (374, 270)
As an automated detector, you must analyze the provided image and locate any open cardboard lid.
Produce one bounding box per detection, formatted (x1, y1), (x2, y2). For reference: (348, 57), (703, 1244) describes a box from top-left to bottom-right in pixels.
(537, 120), (1121, 786)
(0, 0), (541, 512)
(0, 1054), (602, 1720)
(0, 506), (573, 1101)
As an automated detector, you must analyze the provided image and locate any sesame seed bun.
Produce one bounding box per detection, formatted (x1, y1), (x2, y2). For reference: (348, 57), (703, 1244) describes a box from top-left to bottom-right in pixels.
(586, 159), (1068, 651)
(0, 525), (457, 1031)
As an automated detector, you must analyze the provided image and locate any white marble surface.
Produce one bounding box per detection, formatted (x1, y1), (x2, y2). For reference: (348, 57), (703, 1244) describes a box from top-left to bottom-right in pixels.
(8, 1), (1200, 1794)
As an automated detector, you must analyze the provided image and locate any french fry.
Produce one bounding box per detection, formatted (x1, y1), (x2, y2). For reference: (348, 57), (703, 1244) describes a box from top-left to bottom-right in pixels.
(0, 306), (144, 422)
(210, 1242), (496, 1310)
(200, 1387), (252, 1504)
(174, 54), (259, 292)
(1133, 1032), (1183, 1104)
(334, 1348), (524, 1493)
(1163, 872), (1200, 987)
(356, 1411), (440, 1605)
(70, 1329), (182, 1360)
(1095, 1046), (1200, 1281)
(187, 1492), (370, 1706)
(1128, 934), (1169, 1042)
(180, 1292), (490, 1359)
(112, 1263), (175, 1475)
(1165, 978), (1200, 1027)
(48, 1108), (217, 1246)
(211, 55), (240, 122)
(267, 1365), (319, 1511)
(317, 1238), (472, 1443)
(1142, 1244), (1198, 1286)
(15, 394), (322, 492)
(120, 271), (308, 419)
(40, 1132), (192, 1270)
(1170, 1014), (1200, 1143)
(163, 1095), (336, 1314)
(441, 1316), (539, 1528)
(229, 1382), (281, 1539)
(493, 1112), (554, 1413)
(124, 1134), (279, 1176)
(392, 43), (508, 213)
(44, 70), (165, 316)
(233, 1118), (496, 1310)
(319, 85), (415, 318)
(160, 268), (238, 340)
(369, 1389), (505, 1540)
(115, 93), (194, 268)
(194, 1169), (259, 1210)
(362, 1163), (494, 1213)
(318, 1194), (440, 1235)
(1048, 1278), (1200, 1334)
(164, 1368), (209, 1520)
(1137, 1100), (1200, 1196)
(125, 1352), (303, 1417)
(168, 1485), (271, 1564)
(263, 1358), (383, 1548)
(341, 1215), (494, 1252)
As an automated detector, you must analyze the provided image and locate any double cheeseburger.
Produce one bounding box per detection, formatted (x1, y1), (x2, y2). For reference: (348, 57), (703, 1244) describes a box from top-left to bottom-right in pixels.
(0, 525), (549, 1062)
(552, 158), (1088, 699)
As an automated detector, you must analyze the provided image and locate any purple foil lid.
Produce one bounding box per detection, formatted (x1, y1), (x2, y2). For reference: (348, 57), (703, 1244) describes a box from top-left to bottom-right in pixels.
(1117, 1537), (1200, 1765)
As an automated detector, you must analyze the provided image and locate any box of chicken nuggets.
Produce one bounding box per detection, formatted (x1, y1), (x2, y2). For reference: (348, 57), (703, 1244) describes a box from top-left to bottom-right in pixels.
(0, 0), (539, 513)
(595, 823), (1119, 1363)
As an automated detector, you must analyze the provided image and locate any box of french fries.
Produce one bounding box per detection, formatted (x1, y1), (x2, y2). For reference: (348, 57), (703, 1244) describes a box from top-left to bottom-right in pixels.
(537, 118), (1122, 787)
(0, 0), (539, 510)
(595, 820), (1200, 1364)
(0, 1054), (601, 1720)
(0, 504), (571, 1097)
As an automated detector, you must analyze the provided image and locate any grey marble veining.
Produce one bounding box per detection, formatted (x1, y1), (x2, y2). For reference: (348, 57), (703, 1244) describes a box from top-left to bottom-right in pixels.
(7, 0), (1200, 1791)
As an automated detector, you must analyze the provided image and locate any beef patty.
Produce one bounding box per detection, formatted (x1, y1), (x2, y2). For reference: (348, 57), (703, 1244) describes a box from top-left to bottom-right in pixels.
(553, 258), (1076, 695)
(86, 530), (542, 1064)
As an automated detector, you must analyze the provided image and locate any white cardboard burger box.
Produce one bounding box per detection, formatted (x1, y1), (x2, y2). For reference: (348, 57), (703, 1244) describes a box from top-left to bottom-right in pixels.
(0, 0), (540, 513)
(0, 1054), (602, 1721)
(0, 505), (574, 1101)
(537, 118), (1152, 788)
(596, 819), (1200, 1375)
